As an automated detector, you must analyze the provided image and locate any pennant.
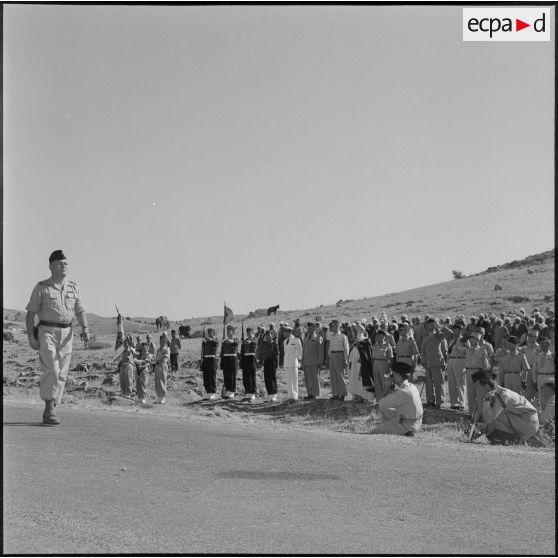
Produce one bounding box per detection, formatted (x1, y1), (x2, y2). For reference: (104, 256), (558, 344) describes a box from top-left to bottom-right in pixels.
(115, 305), (126, 351)
(224, 304), (234, 325)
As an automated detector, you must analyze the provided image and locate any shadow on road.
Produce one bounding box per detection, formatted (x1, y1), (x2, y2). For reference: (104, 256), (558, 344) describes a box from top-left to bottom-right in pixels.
(3, 421), (46, 427)
(216, 470), (340, 480)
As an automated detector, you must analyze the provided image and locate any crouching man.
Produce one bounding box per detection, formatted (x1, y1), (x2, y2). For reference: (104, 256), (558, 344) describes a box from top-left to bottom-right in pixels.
(471, 370), (539, 445)
(370, 362), (423, 436)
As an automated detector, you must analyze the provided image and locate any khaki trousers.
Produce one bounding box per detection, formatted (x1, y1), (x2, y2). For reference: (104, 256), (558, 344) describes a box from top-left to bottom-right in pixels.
(38, 325), (73, 404)
(119, 363), (134, 397)
(329, 353), (347, 397)
(371, 408), (422, 435)
(447, 359), (466, 406)
(303, 365), (320, 397)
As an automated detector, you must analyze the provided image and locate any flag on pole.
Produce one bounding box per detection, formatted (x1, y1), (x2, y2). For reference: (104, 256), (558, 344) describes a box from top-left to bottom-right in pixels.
(223, 304), (234, 325)
(115, 305), (126, 351)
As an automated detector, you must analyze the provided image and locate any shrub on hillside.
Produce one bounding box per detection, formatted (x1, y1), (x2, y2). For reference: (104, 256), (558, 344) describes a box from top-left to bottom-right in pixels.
(452, 270), (465, 280)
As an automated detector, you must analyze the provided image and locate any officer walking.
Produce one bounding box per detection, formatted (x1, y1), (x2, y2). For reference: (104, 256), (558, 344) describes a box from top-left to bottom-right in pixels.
(26, 250), (90, 425)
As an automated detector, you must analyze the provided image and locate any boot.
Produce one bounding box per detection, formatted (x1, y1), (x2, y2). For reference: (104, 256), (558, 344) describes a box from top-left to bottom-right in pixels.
(43, 400), (60, 426)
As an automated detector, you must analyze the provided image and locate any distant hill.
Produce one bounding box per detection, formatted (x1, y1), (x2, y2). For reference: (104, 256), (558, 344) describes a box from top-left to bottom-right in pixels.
(4, 249), (554, 336)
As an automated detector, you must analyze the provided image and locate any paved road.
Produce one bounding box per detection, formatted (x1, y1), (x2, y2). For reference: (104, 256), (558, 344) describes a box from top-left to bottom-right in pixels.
(3, 402), (555, 555)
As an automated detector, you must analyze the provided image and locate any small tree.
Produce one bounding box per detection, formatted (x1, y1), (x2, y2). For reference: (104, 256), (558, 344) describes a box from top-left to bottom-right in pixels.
(452, 270), (465, 280)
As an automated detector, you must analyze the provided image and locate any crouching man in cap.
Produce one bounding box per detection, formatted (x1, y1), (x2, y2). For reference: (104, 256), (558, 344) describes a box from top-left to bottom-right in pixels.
(471, 369), (539, 445)
(370, 362), (423, 436)
(26, 250), (90, 425)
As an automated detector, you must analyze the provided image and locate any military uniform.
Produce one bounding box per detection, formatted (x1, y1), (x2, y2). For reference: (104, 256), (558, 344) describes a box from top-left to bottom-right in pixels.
(26, 277), (86, 405)
(446, 337), (468, 409)
(532, 350), (555, 410)
(464, 345), (490, 416)
(220, 335), (240, 397)
(302, 331), (324, 398)
(372, 342), (393, 400)
(327, 330), (349, 399)
(421, 333), (448, 407)
(283, 332), (303, 400)
(241, 335), (258, 396)
(481, 386), (539, 443)
(521, 342), (540, 400)
(118, 345), (137, 398)
(500, 351), (530, 395)
(257, 337), (279, 399)
(169, 335), (182, 374)
(201, 336), (220, 396)
(154, 344), (170, 402)
(371, 379), (423, 435)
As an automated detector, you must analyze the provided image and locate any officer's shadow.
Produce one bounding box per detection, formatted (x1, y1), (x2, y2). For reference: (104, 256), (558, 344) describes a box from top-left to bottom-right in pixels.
(3, 421), (47, 427)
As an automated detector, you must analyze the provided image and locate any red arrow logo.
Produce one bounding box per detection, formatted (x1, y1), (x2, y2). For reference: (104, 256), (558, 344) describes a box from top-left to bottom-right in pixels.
(516, 19), (530, 31)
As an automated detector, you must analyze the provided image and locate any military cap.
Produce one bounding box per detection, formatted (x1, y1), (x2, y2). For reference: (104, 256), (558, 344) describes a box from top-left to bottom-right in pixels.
(452, 323), (463, 330)
(282, 325), (293, 332)
(226, 325), (236, 332)
(469, 332), (481, 340)
(246, 327), (253, 332)
(330, 319), (339, 325)
(376, 329), (387, 336)
(471, 369), (497, 383)
(207, 327), (215, 334)
(506, 335), (519, 344)
(49, 249), (66, 264)
(306, 322), (315, 327)
(391, 361), (414, 376)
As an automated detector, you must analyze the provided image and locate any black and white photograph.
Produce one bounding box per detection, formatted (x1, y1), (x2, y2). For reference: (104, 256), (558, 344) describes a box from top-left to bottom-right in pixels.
(2, 2), (555, 555)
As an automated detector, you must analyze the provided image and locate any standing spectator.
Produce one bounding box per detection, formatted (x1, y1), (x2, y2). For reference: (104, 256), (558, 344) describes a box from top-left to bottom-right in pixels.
(372, 330), (394, 401)
(464, 332), (491, 418)
(421, 320), (448, 408)
(200, 328), (219, 400)
(277, 321), (288, 368)
(499, 336), (530, 395)
(283, 325), (302, 401)
(395, 323), (420, 381)
(532, 337), (555, 411)
(446, 324), (468, 410)
(240, 327), (258, 401)
(301, 322), (324, 399)
(293, 319), (304, 347)
(145, 334), (156, 356)
(25, 249), (90, 425)
(136, 344), (155, 405)
(522, 331), (541, 401)
(154, 335), (170, 404)
(347, 323), (374, 402)
(118, 339), (138, 399)
(492, 319), (508, 351)
(465, 316), (478, 338)
(257, 331), (279, 402)
(268, 322), (278, 342)
(220, 325), (240, 399)
(411, 316), (428, 359)
(327, 320), (349, 401)
(169, 330), (182, 379)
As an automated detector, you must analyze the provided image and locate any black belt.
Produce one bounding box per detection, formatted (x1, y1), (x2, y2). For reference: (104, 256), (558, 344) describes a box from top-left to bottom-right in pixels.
(39, 321), (72, 328)
(330, 351), (345, 354)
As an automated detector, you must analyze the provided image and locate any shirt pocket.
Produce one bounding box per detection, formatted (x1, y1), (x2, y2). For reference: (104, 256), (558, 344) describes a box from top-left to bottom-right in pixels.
(65, 293), (77, 311)
(46, 288), (63, 311)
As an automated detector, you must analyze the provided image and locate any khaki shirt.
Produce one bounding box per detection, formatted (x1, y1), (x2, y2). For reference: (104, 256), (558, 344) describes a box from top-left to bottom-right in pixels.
(378, 380), (423, 420)
(532, 351), (555, 383)
(465, 346), (490, 370)
(26, 278), (85, 323)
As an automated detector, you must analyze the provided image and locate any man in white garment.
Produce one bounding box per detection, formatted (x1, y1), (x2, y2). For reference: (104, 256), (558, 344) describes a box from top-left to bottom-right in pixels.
(283, 325), (303, 401)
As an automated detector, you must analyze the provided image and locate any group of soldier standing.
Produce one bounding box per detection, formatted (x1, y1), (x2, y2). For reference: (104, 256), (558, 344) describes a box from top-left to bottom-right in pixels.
(25, 249), (555, 441)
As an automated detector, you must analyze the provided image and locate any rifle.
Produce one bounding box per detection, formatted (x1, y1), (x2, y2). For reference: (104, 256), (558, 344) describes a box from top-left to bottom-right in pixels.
(466, 408), (480, 442)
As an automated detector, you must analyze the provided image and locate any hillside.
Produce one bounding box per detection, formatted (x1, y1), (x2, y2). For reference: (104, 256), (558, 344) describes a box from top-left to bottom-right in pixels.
(4, 249), (554, 336)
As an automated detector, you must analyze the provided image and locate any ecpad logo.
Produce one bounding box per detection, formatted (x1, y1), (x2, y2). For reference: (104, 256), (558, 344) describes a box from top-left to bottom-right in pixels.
(463, 8), (550, 41)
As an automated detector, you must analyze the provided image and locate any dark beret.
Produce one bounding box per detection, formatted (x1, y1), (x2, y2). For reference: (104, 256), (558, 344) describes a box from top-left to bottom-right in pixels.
(392, 361), (413, 375)
(376, 329), (387, 336)
(506, 336), (519, 344)
(49, 250), (66, 264)
(471, 370), (497, 383)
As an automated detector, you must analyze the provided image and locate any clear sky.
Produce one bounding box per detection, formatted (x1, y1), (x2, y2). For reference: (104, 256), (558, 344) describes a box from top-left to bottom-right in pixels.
(3, 4), (554, 320)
